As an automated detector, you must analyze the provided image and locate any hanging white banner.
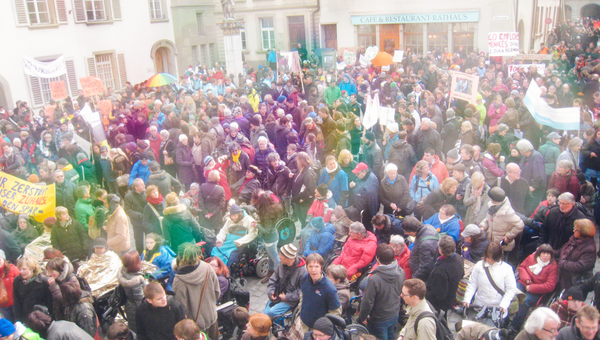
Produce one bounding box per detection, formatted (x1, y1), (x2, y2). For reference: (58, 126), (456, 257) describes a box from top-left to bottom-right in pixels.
(22, 55), (67, 78)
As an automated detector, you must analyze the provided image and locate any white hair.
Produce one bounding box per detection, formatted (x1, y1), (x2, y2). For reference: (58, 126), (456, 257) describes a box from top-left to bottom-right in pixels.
(516, 139), (534, 152)
(385, 163), (398, 174)
(257, 136), (268, 144)
(524, 307), (559, 334)
(558, 192), (575, 203)
(349, 222), (367, 236)
(390, 235), (405, 246)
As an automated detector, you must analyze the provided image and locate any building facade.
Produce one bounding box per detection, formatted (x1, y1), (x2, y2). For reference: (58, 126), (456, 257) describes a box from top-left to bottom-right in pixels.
(0, 0), (177, 110)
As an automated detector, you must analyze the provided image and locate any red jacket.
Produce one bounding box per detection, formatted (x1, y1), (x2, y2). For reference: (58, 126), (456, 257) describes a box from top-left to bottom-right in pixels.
(332, 232), (377, 279)
(517, 253), (558, 295)
(548, 170), (580, 198)
(373, 246), (413, 279)
(409, 155), (448, 184)
(0, 263), (20, 307)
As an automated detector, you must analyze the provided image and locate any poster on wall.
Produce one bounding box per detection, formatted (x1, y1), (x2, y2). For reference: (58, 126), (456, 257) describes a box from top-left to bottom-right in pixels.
(450, 71), (480, 103)
(488, 32), (520, 56)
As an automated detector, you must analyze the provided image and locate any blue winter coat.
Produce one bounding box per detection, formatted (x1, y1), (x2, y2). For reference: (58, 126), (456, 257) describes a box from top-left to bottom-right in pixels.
(318, 167), (349, 206)
(339, 76), (357, 96)
(129, 160), (151, 186)
(141, 245), (176, 289)
(409, 172), (440, 202)
(351, 171), (380, 216)
(424, 213), (461, 242)
(304, 223), (336, 257)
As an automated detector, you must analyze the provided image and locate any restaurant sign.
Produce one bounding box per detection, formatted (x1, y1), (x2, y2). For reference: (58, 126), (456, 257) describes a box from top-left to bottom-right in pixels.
(351, 12), (479, 25)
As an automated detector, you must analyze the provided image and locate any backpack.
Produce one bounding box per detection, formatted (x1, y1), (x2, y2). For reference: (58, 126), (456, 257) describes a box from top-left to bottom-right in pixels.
(414, 306), (452, 340)
(224, 277), (250, 308)
(77, 276), (92, 293)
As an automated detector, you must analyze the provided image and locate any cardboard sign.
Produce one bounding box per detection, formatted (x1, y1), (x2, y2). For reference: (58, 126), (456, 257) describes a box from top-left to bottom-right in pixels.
(97, 100), (112, 118)
(512, 54), (553, 62)
(44, 105), (56, 121)
(450, 71), (480, 103)
(49, 80), (68, 101)
(80, 76), (105, 97)
(488, 32), (520, 56)
(0, 172), (55, 223)
(508, 64), (546, 76)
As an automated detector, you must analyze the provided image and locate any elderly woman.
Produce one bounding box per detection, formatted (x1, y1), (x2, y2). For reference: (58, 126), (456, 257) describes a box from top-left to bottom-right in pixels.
(12, 214), (39, 251)
(458, 121), (478, 147)
(253, 136), (275, 180)
(226, 142), (252, 185)
(318, 155), (349, 206)
(557, 218), (597, 290)
(516, 307), (560, 340)
(463, 242), (517, 313)
(409, 160), (440, 203)
(548, 160), (580, 198)
(486, 123), (513, 157)
(204, 155), (232, 202)
(420, 177), (459, 220)
(481, 143), (504, 187)
(330, 207), (352, 241)
(175, 134), (195, 191)
(104, 194), (132, 256)
(509, 244), (559, 334)
(517, 138), (547, 203)
(557, 137), (582, 169)
(199, 170), (227, 231)
(389, 235), (412, 279)
(379, 163), (412, 215)
(266, 152), (292, 199)
(463, 171), (491, 225)
(331, 222), (377, 280)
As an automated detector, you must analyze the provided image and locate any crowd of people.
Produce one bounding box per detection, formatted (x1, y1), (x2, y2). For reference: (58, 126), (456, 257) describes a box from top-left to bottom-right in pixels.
(2, 16), (600, 340)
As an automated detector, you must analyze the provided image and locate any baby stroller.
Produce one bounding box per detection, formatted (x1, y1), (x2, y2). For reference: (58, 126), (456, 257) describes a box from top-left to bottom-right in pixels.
(93, 285), (128, 334)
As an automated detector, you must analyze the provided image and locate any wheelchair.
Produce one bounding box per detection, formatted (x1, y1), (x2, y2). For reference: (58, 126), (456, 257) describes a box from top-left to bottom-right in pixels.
(227, 239), (270, 279)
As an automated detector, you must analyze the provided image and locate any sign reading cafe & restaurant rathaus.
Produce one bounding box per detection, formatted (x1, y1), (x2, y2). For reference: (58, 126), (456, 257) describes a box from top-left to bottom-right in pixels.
(351, 11), (480, 25)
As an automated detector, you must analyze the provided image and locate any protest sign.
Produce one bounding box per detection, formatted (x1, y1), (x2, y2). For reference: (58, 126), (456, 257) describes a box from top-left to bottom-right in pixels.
(523, 81), (580, 130)
(97, 100), (112, 117)
(393, 50), (404, 63)
(80, 103), (107, 142)
(0, 172), (55, 223)
(80, 76), (105, 97)
(379, 106), (396, 126)
(365, 46), (379, 62)
(508, 64), (546, 76)
(343, 49), (357, 66)
(278, 51), (302, 73)
(44, 105), (56, 121)
(488, 32), (520, 56)
(49, 80), (68, 101)
(450, 71), (479, 103)
(363, 94), (380, 129)
(512, 54), (553, 62)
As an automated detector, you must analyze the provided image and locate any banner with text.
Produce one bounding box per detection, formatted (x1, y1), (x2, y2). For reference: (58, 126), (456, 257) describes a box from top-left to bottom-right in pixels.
(22, 55), (66, 78)
(488, 32), (520, 56)
(523, 81), (580, 130)
(0, 172), (55, 223)
(508, 64), (546, 77)
(49, 80), (68, 101)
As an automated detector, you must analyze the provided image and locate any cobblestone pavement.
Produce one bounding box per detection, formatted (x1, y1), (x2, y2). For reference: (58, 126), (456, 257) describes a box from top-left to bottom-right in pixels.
(246, 276), (269, 314)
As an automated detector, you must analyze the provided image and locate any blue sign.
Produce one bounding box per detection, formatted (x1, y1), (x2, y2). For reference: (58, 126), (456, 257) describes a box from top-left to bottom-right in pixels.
(351, 12), (480, 25)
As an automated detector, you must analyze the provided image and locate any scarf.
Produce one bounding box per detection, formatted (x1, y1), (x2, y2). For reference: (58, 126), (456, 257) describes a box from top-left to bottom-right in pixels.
(58, 218), (72, 229)
(488, 200), (505, 216)
(529, 256), (550, 275)
(386, 175), (397, 185)
(231, 150), (241, 163)
(326, 163), (339, 174)
(146, 194), (164, 205)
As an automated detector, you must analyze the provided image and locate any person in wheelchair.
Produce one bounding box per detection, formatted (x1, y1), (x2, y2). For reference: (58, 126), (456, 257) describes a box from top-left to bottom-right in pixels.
(211, 204), (258, 269)
(303, 316), (344, 340)
(331, 222), (377, 281)
(550, 287), (586, 330)
(263, 244), (307, 319)
(303, 217), (336, 259)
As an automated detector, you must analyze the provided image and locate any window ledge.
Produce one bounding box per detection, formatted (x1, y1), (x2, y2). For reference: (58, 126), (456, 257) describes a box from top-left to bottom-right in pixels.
(85, 20), (114, 26)
(28, 23), (60, 29)
(150, 18), (169, 23)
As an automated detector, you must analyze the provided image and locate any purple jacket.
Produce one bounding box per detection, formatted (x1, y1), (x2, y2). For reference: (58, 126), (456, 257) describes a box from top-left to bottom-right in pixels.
(519, 150), (546, 191)
(176, 142), (195, 185)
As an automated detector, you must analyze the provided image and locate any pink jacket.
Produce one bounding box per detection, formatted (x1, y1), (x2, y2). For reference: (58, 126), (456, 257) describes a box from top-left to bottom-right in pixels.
(487, 103), (507, 127)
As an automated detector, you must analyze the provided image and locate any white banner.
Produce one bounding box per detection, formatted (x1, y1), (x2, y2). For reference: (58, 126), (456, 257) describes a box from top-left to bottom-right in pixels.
(523, 81), (580, 131)
(488, 32), (520, 56)
(508, 64), (546, 76)
(22, 55), (66, 78)
(363, 94), (380, 129)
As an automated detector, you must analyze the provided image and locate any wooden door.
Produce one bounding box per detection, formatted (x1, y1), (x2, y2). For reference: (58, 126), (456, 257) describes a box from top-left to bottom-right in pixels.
(380, 24), (399, 55)
(288, 16), (306, 50)
(155, 48), (164, 73)
(322, 24), (338, 50)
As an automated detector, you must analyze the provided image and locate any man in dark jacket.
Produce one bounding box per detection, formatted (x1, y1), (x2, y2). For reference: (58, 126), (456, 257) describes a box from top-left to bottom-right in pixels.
(274, 117), (291, 158)
(388, 131), (418, 180)
(360, 132), (384, 180)
(0, 231), (22, 263)
(231, 165), (261, 204)
(403, 216), (439, 282)
(539, 192), (587, 251)
(54, 169), (79, 217)
(501, 163), (534, 215)
(358, 244), (405, 340)
(371, 214), (404, 245)
(124, 178), (147, 252)
(440, 109), (461, 154)
(350, 163), (380, 229)
(264, 244), (307, 318)
(146, 162), (182, 197)
(556, 305), (600, 340)
(136, 282), (187, 340)
(518, 139), (547, 204)
(415, 118), (443, 160)
(333, 122), (352, 158)
(425, 235), (464, 313)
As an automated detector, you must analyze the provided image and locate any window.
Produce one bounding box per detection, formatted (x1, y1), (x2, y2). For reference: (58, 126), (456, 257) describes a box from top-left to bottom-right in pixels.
(192, 45), (199, 64)
(86, 52), (126, 93)
(196, 12), (205, 35)
(201, 45), (208, 64)
(95, 54), (115, 90)
(209, 43), (216, 64)
(27, 57), (77, 108)
(260, 17), (275, 50)
(404, 23), (423, 56)
(427, 23), (448, 54)
(26, 0), (50, 24)
(149, 0), (164, 20)
(240, 28), (247, 50)
(357, 25), (376, 47)
(41, 75), (67, 103)
(85, 0), (105, 21)
(453, 23), (475, 55)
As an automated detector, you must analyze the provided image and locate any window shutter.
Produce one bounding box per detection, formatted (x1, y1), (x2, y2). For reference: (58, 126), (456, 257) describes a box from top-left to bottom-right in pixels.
(112, 0), (121, 20)
(73, 0), (86, 23)
(161, 0), (167, 19)
(86, 56), (96, 76)
(117, 53), (127, 90)
(29, 76), (44, 107)
(65, 59), (79, 97)
(13, 0), (29, 26)
(56, 0), (68, 23)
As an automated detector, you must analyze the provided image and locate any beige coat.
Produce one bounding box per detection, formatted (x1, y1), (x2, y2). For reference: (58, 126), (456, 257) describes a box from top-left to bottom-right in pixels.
(399, 299), (437, 340)
(173, 261), (221, 330)
(479, 198), (524, 251)
(105, 205), (131, 252)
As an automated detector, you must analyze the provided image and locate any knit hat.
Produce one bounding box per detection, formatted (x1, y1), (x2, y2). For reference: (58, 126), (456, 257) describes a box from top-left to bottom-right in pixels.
(313, 317), (335, 336)
(336, 121), (346, 132)
(28, 174), (39, 183)
(137, 140), (149, 149)
(488, 187), (506, 203)
(247, 165), (260, 175)
(0, 249), (5, 260)
(126, 142), (137, 152)
(77, 153), (87, 162)
(280, 244), (297, 259)
(310, 216), (325, 231)
(250, 117), (261, 126)
(563, 286), (584, 301)
(464, 108), (474, 117)
(43, 216), (56, 227)
(100, 145), (108, 152)
(277, 95), (287, 103)
(446, 109), (456, 120)
(387, 122), (399, 134)
(365, 131), (375, 142)
(203, 156), (214, 167)
(510, 90), (519, 97)
(307, 111), (317, 119)
(190, 183), (200, 191)
(140, 152), (150, 160)
(230, 204), (242, 215)
(547, 132), (561, 140)
(0, 318), (15, 337)
(461, 224), (481, 238)
(446, 148), (461, 163)
(93, 238), (108, 249)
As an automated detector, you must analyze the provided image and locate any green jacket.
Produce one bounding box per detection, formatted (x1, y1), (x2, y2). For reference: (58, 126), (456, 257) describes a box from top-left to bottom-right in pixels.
(12, 224), (39, 250)
(162, 204), (202, 253)
(324, 86), (342, 107)
(55, 180), (78, 215)
(539, 141), (561, 176)
(78, 159), (97, 184)
(50, 219), (90, 261)
(75, 198), (95, 230)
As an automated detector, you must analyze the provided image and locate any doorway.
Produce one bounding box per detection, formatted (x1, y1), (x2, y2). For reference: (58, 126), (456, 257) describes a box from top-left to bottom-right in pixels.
(581, 4), (600, 19)
(322, 24), (338, 50)
(380, 24), (399, 55)
(155, 47), (169, 74)
(288, 16), (306, 50)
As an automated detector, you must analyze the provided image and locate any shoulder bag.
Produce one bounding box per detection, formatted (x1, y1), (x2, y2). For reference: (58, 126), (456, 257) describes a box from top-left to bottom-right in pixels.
(483, 265), (525, 315)
(195, 263), (211, 323)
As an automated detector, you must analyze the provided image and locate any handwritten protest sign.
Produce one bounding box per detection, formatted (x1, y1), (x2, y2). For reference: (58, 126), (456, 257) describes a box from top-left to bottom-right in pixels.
(80, 76), (105, 97)
(0, 172), (55, 223)
(508, 64), (546, 76)
(97, 100), (112, 117)
(49, 80), (68, 101)
(488, 32), (520, 56)
(343, 49), (357, 66)
(450, 71), (480, 103)
(44, 105), (56, 121)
